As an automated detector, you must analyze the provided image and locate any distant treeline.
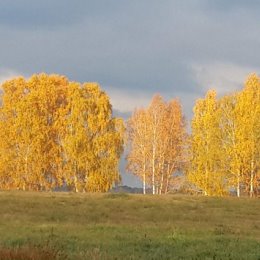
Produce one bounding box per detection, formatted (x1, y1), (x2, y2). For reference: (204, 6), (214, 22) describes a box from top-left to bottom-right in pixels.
(0, 73), (259, 196)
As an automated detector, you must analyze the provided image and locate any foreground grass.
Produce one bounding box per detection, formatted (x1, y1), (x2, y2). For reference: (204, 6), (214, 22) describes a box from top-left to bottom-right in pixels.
(0, 192), (259, 259)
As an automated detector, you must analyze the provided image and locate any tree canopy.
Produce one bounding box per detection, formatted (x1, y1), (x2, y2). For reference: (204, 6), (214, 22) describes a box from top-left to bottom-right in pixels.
(0, 74), (124, 192)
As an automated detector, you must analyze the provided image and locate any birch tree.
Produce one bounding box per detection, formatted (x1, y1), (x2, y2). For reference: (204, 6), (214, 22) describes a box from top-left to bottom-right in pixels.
(127, 95), (186, 194)
(189, 90), (227, 196)
(147, 95), (166, 194)
(238, 74), (260, 196)
(127, 109), (149, 194)
(163, 100), (186, 193)
(219, 93), (245, 197)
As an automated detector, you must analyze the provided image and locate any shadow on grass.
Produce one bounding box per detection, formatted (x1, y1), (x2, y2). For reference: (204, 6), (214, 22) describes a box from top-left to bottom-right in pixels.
(0, 228), (68, 260)
(0, 244), (67, 260)
(105, 192), (130, 199)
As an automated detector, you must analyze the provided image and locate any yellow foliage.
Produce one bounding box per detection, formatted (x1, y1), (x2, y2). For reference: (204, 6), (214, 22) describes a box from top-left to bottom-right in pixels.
(127, 95), (186, 194)
(189, 74), (260, 197)
(189, 90), (227, 196)
(0, 74), (124, 192)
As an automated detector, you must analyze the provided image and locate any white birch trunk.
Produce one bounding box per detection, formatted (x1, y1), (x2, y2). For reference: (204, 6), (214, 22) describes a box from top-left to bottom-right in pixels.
(143, 163), (146, 195)
(152, 148), (155, 195)
(237, 176), (240, 197)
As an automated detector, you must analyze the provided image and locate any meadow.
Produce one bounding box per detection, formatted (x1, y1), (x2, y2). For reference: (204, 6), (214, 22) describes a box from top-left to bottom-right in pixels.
(0, 191), (259, 259)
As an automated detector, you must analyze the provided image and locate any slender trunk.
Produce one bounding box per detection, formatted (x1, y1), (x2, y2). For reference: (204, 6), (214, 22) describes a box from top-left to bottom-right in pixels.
(159, 171), (164, 195)
(250, 159), (254, 198)
(24, 154), (28, 191)
(74, 162), (79, 192)
(158, 156), (165, 195)
(165, 164), (171, 194)
(152, 148), (155, 195)
(143, 163), (146, 195)
(75, 175), (79, 193)
(205, 168), (208, 196)
(237, 175), (240, 197)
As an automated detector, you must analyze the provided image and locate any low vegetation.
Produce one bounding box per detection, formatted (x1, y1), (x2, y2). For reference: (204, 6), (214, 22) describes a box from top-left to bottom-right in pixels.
(0, 192), (259, 259)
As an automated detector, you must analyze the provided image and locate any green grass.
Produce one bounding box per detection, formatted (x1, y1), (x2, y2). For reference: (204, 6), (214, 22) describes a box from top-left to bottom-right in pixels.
(0, 191), (259, 259)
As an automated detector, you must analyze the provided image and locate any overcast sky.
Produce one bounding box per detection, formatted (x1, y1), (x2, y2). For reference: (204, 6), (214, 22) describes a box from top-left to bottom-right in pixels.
(1, 1), (260, 186)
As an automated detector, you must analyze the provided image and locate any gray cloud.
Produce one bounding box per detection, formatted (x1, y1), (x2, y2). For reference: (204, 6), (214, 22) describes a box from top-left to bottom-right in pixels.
(0, 1), (83, 29)
(1, 1), (260, 114)
(202, 0), (260, 12)
(0, 1), (126, 29)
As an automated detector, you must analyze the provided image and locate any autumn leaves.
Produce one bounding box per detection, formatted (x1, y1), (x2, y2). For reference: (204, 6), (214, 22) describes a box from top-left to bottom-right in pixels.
(0, 74), (124, 192)
(0, 73), (259, 196)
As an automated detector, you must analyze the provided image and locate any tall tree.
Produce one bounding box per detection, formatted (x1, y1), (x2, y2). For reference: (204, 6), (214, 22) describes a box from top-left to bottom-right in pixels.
(127, 108), (149, 194)
(189, 90), (227, 196)
(219, 93), (244, 197)
(238, 74), (260, 196)
(163, 100), (186, 194)
(146, 95), (166, 194)
(218, 74), (260, 197)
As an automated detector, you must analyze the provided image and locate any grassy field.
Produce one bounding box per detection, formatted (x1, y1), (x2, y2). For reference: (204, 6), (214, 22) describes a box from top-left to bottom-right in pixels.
(0, 192), (259, 259)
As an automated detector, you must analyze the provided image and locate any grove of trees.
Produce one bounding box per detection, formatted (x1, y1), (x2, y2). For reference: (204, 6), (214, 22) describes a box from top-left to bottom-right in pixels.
(127, 74), (259, 197)
(0, 73), (259, 196)
(189, 74), (260, 197)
